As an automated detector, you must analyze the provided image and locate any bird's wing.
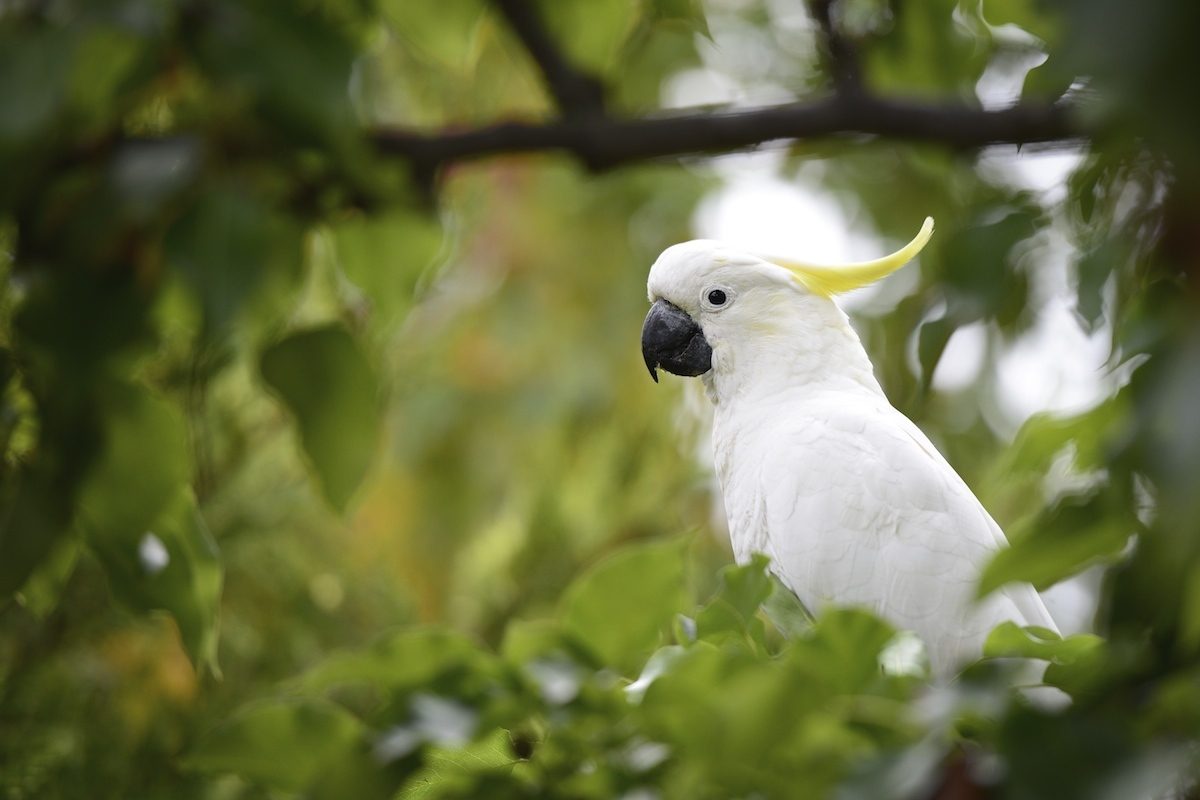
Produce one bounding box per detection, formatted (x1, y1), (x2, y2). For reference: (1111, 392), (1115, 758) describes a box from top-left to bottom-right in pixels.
(752, 394), (1056, 675)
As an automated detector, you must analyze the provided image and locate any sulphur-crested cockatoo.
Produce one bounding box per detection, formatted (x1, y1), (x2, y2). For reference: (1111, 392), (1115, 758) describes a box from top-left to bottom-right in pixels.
(641, 218), (1058, 677)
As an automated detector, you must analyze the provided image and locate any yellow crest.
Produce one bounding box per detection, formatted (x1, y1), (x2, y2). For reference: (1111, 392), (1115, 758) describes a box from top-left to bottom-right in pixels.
(765, 217), (934, 297)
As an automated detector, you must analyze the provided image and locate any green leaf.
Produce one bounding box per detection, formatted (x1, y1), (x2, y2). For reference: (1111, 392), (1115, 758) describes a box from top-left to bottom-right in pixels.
(983, 621), (1104, 663)
(75, 383), (223, 669)
(647, 0), (710, 35)
(13, 537), (81, 618)
(382, 0), (489, 71)
(1001, 394), (1126, 477)
(916, 315), (955, 390)
(761, 574), (814, 639)
(93, 491), (223, 672)
(1075, 243), (1120, 332)
(1020, 59), (1074, 104)
(192, 0), (360, 151)
(300, 628), (494, 695)
(984, 622), (1113, 698)
(166, 186), (304, 339)
(788, 608), (899, 694)
(500, 618), (599, 668)
(260, 325), (382, 511)
(77, 384), (189, 538)
(331, 208), (444, 331)
(940, 208), (1039, 328)
(185, 699), (367, 792)
(560, 539), (688, 673)
(0, 468), (75, 598)
(533, 0), (642, 74)
(694, 555), (772, 644)
(978, 492), (1134, 596)
(396, 730), (516, 800)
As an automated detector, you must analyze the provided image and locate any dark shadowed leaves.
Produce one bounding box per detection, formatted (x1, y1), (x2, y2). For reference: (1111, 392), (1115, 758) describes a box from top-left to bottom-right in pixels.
(76, 384), (222, 668)
(939, 207), (1039, 329)
(166, 185), (304, 339)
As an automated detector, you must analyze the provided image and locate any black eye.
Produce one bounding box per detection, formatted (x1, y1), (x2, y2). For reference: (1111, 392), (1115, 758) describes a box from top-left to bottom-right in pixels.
(707, 289), (727, 306)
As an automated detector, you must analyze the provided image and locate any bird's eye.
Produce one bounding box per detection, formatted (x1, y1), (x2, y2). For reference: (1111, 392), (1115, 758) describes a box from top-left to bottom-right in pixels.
(707, 289), (727, 306)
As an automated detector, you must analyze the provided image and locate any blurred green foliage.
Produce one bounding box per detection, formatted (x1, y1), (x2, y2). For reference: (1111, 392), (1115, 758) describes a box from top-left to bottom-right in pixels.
(2, 0), (1199, 797)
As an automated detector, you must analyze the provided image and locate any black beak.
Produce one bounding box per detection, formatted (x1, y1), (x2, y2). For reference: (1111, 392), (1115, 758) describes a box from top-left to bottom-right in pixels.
(641, 299), (712, 382)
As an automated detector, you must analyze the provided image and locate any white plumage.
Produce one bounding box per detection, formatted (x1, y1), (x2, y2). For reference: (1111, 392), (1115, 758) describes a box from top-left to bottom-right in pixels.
(643, 222), (1058, 678)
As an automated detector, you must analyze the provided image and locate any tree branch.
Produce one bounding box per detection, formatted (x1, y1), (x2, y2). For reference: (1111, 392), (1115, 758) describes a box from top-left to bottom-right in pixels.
(491, 0), (606, 116)
(372, 95), (1084, 176)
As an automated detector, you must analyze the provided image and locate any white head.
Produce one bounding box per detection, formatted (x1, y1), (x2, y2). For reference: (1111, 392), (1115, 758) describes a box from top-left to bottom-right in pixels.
(641, 218), (934, 403)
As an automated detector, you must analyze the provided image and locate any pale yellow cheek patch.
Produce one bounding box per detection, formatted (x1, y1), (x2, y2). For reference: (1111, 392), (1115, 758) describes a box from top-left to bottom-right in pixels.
(764, 216), (934, 297)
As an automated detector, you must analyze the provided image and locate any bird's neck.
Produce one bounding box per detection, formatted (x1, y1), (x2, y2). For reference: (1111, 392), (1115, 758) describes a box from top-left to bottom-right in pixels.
(702, 294), (885, 410)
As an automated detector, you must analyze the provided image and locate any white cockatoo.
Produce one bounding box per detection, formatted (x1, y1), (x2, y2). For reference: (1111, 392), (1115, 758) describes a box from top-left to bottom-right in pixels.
(641, 218), (1058, 678)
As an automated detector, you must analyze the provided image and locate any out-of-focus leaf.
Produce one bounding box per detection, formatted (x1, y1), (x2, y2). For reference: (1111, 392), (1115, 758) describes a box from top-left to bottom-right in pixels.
(979, 492), (1135, 596)
(940, 207), (1039, 328)
(76, 384), (222, 668)
(93, 491), (223, 671)
(694, 555), (771, 644)
(14, 538), (81, 618)
(166, 185), (303, 339)
(260, 325), (382, 511)
(998, 707), (1173, 800)
(501, 618), (600, 668)
(836, 737), (946, 800)
(1180, 564), (1200, 656)
(625, 644), (686, 703)
(67, 27), (145, 131)
(761, 573), (814, 638)
(916, 315), (955, 390)
(1075, 242), (1120, 332)
(1020, 60), (1074, 104)
(984, 622), (1111, 698)
(299, 628), (494, 695)
(382, 0), (489, 71)
(396, 729), (516, 799)
(560, 539), (687, 673)
(332, 207), (444, 330)
(1001, 395), (1126, 477)
(863, 0), (986, 95)
(0, 30), (73, 153)
(0, 470), (74, 597)
(788, 608), (899, 694)
(638, 642), (857, 797)
(533, 0), (642, 74)
(192, 0), (360, 151)
(984, 621), (1103, 663)
(184, 699), (366, 792)
(77, 384), (188, 538)
(646, 0), (710, 36)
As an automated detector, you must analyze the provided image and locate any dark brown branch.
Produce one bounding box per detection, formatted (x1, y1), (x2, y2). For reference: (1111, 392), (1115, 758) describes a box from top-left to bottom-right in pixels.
(372, 95), (1084, 176)
(491, 0), (605, 116)
(808, 0), (864, 95)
